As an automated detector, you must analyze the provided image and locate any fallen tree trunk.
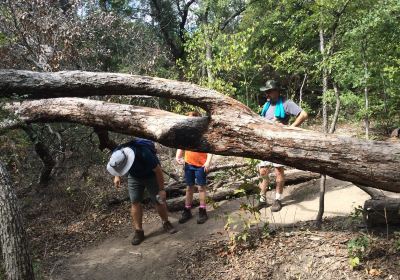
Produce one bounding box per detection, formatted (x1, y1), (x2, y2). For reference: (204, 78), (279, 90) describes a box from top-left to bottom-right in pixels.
(167, 184), (240, 211)
(166, 169), (319, 191)
(208, 163), (249, 173)
(166, 169), (320, 211)
(109, 169), (320, 209)
(363, 198), (400, 227)
(1, 70), (400, 192)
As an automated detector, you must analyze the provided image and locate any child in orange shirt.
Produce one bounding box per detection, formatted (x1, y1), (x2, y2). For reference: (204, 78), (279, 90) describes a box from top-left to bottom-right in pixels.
(176, 112), (213, 224)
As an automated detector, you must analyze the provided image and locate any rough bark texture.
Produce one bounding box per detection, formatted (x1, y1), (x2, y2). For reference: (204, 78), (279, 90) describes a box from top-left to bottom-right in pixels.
(1, 70), (400, 192)
(93, 127), (117, 151)
(167, 169), (320, 211)
(363, 198), (400, 227)
(0, 69), (249, 115)
(329, 83), (340, 134)
(23, 125), (55, 186)
(0, 161), (34, 280)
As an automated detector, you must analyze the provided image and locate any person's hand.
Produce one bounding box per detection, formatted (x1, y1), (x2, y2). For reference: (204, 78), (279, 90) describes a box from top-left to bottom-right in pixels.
(274, 120), (285, 127)
(203, 162), (210, 173)
(114, 176), (121, 189)
(176, 157), (185, 165)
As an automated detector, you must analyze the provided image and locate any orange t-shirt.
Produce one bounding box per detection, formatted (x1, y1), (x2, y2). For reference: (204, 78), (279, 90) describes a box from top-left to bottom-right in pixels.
(184, 151), (207, 167)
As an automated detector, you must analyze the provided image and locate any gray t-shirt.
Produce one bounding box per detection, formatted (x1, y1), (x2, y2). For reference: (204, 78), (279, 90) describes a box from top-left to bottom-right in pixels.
(263, 98), (302, 125)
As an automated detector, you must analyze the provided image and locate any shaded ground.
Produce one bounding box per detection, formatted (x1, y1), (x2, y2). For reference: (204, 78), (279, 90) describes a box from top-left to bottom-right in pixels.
(50, 178), (400, 280)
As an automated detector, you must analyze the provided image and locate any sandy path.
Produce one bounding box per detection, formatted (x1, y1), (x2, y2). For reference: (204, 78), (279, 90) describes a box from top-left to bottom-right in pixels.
(52, 178), (378, 280)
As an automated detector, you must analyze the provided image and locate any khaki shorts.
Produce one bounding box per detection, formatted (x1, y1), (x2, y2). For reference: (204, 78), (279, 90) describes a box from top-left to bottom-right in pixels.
(128, 174), (159, 204)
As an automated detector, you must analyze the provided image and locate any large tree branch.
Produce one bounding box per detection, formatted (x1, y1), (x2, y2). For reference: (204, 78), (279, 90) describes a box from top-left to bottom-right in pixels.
(3, 97), (400, 192)
(0, 70), (250, 115)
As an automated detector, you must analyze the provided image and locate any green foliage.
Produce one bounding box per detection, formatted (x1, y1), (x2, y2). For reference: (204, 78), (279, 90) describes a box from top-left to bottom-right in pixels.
(347, 235), (370, 269)
(349, 205), (364, 222)
(181, 0), (400, 134)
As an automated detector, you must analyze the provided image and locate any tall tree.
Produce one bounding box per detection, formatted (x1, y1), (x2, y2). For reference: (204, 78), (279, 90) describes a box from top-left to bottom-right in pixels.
(0, 161), (34, 280)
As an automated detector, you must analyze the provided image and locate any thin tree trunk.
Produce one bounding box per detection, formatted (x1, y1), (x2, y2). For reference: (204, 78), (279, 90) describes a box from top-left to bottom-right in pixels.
(381, 73), (389, 134)
(316, 175), (326, 226)
(203, 5), (213, 86)
(329, 83), (340, 134)
(299, 73), (307, 106)
(0, 161), (35, 280)
(316, 28), (328, 226)
(364, 83), (370, 140)
(362, 43), (370, 140)
(320, 29), (329, 134)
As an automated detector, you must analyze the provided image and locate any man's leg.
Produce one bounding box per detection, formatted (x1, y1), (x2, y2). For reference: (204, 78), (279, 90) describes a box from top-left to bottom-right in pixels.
(128, 176), (146, 245)
(146, 176), (177, 234)
(271, 166), (285, 212)
(258, 166), (270, 209)
(131, 202), (143, 230)
(155, 201), (168, 222)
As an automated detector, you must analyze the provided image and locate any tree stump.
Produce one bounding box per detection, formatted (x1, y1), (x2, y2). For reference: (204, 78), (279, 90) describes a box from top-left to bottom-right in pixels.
(363, 198), (400, 227)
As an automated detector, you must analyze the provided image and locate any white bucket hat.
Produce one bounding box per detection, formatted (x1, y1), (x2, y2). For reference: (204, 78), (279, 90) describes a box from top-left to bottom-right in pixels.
(106, 147), (135, 176)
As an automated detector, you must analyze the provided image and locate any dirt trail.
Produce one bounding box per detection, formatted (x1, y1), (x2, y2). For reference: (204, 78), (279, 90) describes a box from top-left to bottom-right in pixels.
(52, 178), (377, 280)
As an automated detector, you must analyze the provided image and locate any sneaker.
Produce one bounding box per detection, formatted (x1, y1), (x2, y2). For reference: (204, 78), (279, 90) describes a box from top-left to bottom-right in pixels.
(179, 208), (193, 224)
(271, 199), (283, 212)
(256, 201), (268, 211)
(197, 208), (208, 224)
(163, 221), (177, 234)
(131, 230), (145, 245)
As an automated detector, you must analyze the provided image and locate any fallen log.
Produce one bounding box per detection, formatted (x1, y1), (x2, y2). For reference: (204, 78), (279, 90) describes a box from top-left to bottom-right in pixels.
(167, 182), (246, 211)
(208, 163), (249, 173)
(2, 70), (400, 192)
(166, 169), (320, 211)
(363, 198), (400, 227)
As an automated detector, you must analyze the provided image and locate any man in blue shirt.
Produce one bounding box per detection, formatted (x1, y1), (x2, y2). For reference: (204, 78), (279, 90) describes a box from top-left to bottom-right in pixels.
(107, 139), (177, 245)
(258, 80), (308, 212)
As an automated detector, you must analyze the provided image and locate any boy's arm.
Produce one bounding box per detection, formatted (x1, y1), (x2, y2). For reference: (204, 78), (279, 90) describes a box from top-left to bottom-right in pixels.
(175, 149), (185, 165)
(203, 154), (213, 173)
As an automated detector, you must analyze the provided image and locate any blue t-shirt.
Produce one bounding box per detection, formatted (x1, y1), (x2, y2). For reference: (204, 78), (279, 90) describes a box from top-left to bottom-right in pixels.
(128, 145), (160, 179)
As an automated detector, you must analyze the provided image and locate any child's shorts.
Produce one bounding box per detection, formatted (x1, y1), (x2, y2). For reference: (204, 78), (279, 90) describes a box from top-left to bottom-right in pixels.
(184, 163), (207, 187)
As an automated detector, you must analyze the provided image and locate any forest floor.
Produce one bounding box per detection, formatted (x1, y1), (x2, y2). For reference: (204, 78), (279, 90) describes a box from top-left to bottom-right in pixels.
(11, 122), (399, 280)
(39, 176), (400, 280)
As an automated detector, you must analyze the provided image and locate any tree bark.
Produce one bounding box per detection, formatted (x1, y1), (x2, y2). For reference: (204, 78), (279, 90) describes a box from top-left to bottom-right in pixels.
(1, 70), (400, 192)
(23, 125), (55, 187)
(93, 127), (117, 151)
(0, 161), (35, 280)
(363, 198), (400, 227)
(167, 169), (320, 211)
(316, 27), (328, 226)
(329, 83), (340, 134)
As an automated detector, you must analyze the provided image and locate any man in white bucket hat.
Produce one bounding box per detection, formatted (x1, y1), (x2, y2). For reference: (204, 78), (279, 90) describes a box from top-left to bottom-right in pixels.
(107, 139), (176, 245)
